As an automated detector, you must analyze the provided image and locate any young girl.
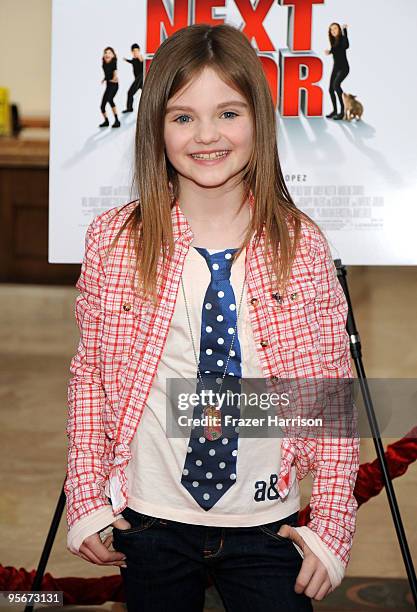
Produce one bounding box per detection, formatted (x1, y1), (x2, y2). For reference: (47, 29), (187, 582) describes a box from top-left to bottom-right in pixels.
(99, 47), (120, 128)
(65, 23), (359, 611)
(325, 23), (350, 120)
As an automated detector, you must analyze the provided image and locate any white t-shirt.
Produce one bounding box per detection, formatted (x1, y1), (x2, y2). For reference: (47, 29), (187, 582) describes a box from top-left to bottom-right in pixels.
(123, 245), (300, 525)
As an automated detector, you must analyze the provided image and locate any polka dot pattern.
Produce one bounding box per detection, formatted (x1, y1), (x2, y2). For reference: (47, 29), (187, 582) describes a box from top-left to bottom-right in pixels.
(180, 247), (243, 510)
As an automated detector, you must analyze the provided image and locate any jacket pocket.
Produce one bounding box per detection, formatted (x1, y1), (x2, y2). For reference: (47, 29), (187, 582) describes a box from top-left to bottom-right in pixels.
(100, 288), (152, 363)
(263, 279), (320, 353)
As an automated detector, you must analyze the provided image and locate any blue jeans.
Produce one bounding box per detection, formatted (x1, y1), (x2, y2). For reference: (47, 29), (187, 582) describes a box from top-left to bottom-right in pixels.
(112, 507), (313, 612)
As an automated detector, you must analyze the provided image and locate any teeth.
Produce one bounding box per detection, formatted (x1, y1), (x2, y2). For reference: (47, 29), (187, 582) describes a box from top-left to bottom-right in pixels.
(191, 151), (229, 160)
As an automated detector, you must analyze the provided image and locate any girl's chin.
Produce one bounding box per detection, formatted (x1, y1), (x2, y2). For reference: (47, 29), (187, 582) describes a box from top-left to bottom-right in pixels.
(174, 169), (233, 188)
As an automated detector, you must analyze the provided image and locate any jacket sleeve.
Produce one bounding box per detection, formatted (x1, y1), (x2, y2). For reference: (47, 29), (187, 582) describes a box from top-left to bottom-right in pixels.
(305, 228), (360, 568)
(67, 506), (123, 554)
(64, 214), (112, 530)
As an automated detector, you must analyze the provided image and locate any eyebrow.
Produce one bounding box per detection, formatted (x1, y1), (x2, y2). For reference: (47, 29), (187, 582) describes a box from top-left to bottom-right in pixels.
(165, 100), (249, 113)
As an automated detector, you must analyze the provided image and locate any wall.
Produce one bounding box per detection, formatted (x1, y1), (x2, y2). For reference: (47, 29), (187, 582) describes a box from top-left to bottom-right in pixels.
(0, 0), (52, 117)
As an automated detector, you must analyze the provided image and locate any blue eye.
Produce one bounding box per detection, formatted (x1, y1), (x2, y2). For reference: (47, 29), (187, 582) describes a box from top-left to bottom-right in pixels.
(174, 115), (191, 124)
(173, 111), (238, 124)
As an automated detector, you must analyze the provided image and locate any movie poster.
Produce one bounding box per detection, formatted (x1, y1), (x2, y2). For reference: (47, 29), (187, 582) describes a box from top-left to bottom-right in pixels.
(49, 0), (417, 264)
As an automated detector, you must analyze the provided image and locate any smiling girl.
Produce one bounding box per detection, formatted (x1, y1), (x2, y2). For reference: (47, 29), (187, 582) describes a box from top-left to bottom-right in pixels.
(65, 23), (359, 612)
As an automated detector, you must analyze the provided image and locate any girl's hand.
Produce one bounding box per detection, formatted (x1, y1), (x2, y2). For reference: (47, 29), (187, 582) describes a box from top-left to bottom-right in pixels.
(112, 517), (132, 530)
(342, 23), (348, 29)
(74, 517), (132, 566)
(324, 49), (330, 55)
(277, 524), (333, 601)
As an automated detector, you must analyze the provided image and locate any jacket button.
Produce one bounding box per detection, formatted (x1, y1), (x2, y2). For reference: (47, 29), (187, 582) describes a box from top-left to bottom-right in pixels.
(123, 302), (132, 311)
(260, 340), (268, 348)
(250, 298), (258, 306)
(290, 292), (298, 301)
(270, 375), (279, 381)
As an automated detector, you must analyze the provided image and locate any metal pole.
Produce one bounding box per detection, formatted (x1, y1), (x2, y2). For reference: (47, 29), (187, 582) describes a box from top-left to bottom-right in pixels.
(335, 259), (417, 609)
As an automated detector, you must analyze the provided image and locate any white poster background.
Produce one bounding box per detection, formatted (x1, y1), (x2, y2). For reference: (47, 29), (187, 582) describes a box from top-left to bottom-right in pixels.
(49, 0), (417, 264)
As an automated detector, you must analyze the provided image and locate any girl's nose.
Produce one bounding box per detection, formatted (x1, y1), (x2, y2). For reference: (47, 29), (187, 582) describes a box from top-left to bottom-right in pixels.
(194, 122), (221, 143)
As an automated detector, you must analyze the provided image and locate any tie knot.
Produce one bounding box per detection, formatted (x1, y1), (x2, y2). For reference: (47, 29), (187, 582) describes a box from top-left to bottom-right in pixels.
(194, 247), (237, 281)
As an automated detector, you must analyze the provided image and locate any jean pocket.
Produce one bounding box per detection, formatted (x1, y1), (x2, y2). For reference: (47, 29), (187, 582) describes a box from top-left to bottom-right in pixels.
(112, 507), (158, 536)
(257, 511), (299, 543)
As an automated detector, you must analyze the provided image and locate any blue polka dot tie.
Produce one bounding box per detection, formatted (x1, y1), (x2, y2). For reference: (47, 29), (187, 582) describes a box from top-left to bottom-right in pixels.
(180, 247), (243, 510)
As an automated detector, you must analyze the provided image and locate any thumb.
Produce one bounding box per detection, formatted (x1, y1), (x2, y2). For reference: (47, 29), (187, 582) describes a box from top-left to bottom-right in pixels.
(277, 525), (308, 552)
(277, 523), (293, 539)
(112, 517), (132, 530)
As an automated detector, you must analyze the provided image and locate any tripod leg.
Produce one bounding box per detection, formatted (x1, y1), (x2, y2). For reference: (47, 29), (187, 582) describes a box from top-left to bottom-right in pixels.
(334, 259), (417, 609)
(24, 479), (67, 612)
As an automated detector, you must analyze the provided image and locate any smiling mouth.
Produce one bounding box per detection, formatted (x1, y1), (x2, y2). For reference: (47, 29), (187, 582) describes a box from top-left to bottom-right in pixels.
(190, 150), (230, 160)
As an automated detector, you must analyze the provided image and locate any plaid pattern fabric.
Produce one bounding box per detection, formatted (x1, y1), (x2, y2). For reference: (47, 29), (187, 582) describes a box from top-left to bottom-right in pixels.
(65, 192), (359, 568)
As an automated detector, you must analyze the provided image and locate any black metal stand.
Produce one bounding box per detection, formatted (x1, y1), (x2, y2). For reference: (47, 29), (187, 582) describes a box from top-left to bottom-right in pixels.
(335, 259), (417, 610)
(24, 482), (66, 612)
(25, 261), (417, 610)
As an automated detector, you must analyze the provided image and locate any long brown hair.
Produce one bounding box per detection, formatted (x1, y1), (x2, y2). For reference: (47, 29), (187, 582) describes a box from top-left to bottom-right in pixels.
(103, 46), (117, 62)
(328, 22), (343, 48)
(109, 23), (317, 305)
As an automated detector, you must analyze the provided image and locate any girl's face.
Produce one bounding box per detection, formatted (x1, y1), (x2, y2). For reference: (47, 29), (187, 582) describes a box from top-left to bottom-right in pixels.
(330, 24), (340, 37)
(164, 66), (253, 192)
(104, 49), (114, 62)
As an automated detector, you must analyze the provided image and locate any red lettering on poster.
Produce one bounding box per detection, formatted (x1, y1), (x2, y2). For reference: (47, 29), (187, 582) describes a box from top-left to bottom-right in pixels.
(147, 0), (189, 52)
(280, 54), (323, 116)
(146, 0), (326, 115)
(234, 0), (275, 50)
(279, 0), (324, 51)
(195, 0), (226, 25)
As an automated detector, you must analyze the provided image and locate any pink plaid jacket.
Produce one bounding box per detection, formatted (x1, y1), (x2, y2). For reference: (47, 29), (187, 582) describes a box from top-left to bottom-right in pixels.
(65, 195), (359, 567)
